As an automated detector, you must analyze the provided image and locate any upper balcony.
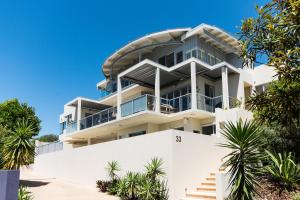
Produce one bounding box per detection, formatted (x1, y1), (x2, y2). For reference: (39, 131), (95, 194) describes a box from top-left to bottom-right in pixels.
(62, 56), (243, 136)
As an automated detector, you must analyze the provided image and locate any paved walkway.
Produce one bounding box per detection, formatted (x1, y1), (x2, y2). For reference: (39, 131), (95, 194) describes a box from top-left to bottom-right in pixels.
(20, 170), (119, 200)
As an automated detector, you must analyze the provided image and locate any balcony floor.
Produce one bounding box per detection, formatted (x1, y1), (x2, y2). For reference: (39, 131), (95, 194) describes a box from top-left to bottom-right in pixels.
(61, 109), (214, 141)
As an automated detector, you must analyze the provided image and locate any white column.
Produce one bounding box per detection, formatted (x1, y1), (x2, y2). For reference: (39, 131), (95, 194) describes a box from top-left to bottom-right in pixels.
(155, 68), (161, 112)
(221, 66), (229, 109)
(117, 76), (122, 119)
(77, 98), (81, 131)
(87, 138), (92, 145)
(191, 62), (197, 110)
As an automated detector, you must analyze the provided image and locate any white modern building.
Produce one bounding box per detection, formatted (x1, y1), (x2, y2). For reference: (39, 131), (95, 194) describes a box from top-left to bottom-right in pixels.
(34, 24), (276, 200)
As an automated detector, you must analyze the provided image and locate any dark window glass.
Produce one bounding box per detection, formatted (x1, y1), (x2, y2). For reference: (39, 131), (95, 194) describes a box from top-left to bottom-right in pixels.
(166, 53), (174, 67)
(202, 125), (216, 135)
(176, 51), (183, 63)
(129, 131), (146, 137)
(158, 56), (166, 66)
(192, 49), (197, 58)
(175, 127), (184, 131)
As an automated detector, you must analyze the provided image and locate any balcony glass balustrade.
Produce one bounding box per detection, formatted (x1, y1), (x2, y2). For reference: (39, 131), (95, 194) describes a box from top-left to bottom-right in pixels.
(121, 94), (156, 117)
(65, 93), (239, 134)
(80, 107), (117, 130)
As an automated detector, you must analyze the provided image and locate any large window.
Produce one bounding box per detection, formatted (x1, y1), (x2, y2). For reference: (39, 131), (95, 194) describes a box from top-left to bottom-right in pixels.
(158, 52), (175, 67)
(176, 51), (183, 64)
(166, 53), (174, 67)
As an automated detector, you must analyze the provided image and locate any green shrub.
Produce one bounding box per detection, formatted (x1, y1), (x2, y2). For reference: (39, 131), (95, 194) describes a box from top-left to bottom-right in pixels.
(18, 186), (33, 200)
(265, 151), (300, 190)
(292, 192), (300, 200)
(103, 157), (169, 200)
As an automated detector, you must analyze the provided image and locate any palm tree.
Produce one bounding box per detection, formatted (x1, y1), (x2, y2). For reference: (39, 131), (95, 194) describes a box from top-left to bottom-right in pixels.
(219, 119), (264, 200)
(1, 119), (35, 170)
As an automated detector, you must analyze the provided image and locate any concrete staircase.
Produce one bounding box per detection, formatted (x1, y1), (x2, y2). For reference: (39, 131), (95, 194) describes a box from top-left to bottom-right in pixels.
(181, 173), (217, 200)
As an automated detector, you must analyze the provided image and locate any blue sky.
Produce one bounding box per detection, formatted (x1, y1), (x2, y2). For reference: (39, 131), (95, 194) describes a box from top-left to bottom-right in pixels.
(0, 0), (268, 136)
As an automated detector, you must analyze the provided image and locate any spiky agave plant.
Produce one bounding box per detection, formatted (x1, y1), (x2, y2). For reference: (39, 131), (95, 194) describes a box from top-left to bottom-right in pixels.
(145, 157), (165, 182)
(1, 119), (35, 170)
(106, 160), (121, 181)
(220, 119), (264, 200)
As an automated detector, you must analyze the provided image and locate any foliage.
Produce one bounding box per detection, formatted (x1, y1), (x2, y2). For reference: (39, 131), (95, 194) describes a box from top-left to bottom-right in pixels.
(102, 157), (169, 200)
(145, 157), (165, 182)
(241, 0), (300, 159)
(18, 186), (33, 200)
(1, 120), (35, 170)
(37, 134), (58, 143)
(106, 160), (121, 181)
(220, 120), (264, 200)
(96, 180), (112, 193)
(292, 192), (300, 200)
(0, 99), (41, 136)
(265, 151), (300, 190)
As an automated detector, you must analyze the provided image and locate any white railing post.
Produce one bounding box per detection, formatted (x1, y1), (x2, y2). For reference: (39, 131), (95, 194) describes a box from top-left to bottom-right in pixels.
(77, 98), (81, 131)
(191, 62), (197, 110)
(155, 68), (161, 112)
(221, 66), (229, 109)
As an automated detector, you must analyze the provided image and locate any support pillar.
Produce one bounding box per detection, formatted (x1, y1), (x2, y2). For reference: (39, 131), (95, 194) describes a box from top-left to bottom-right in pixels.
(117, 76), (122, 119)
(77, 98), (81, 131)
(191, 62), (197, 110)
(221, 66), (229, 109)
(155, 68), (161, 112)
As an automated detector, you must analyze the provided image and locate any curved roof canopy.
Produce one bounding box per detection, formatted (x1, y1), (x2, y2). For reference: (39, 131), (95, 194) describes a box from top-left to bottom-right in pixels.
(102, 24), (241, 78)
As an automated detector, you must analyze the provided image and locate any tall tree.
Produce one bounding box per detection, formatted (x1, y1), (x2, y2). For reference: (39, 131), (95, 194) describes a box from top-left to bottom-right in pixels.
(0, 99), (41, 136)
(240, 0), (300, 158)
(37, 134), (58, 143)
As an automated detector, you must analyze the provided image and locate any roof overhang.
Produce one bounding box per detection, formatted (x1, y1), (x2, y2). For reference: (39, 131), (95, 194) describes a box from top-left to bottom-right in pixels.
(66, 97), (110, 110)
(119, 58), (240, 88)
(102, 28), (191, 78)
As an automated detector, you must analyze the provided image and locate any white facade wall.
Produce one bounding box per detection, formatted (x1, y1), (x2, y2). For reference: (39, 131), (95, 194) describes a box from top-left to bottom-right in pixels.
(34, 130), (228, 200)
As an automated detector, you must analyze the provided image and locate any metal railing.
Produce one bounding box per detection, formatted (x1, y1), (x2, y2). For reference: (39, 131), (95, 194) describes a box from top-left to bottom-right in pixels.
(80, 107), (117, 130)
(121, 94), (156, 117)
(160, 93), (192, 113)
(36, 142), (63, 155)
(197, 94), (240, 112)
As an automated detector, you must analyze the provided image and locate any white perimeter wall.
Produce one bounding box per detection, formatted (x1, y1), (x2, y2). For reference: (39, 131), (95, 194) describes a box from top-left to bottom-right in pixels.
(34, 130), (229, 200)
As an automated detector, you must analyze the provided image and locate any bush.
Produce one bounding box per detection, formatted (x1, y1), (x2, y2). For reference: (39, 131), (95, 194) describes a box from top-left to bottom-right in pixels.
(96, 180), (111, 193)
(292, 192), (300, 200)
(100, 157), (169, 200)
(18, 186), (33, 200)
(265, 151), (300, 190)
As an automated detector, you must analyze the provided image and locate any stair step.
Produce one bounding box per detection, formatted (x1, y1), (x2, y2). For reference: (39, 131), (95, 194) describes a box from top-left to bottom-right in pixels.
(201, 182), (216, 186)
(197, 186), (216, 191)
(206, 177), (216, 181)
(186, 191), (216, 199)
(209, 173), (215, 176)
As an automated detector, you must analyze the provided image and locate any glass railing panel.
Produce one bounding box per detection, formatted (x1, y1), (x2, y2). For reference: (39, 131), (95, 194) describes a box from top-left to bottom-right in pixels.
(133, 95), (147, 113)
(66, 121), (77, 134)
(213, 96), (223, 111)
(121, 101), (133, 117)
(146, 95), (156, 111)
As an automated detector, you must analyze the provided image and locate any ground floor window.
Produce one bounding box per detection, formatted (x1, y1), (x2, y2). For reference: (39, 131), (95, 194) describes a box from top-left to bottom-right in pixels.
(202, 124), (216, 135)
(128, 131), (146, 137)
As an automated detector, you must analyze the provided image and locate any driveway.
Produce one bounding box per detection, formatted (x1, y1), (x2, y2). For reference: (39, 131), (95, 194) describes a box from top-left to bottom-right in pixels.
(20, 170), (119, 200)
